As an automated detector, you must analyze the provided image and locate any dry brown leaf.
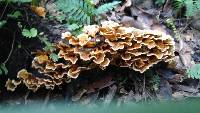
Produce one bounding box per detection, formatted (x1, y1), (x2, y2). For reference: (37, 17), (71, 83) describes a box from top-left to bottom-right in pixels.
(31, 5), (46, 17)
(121, 16), (135, 27)
(85, 74), (114, 94)
(72, 89), (87, 101)
(178, 39), (194, 68)
(119, 0), (132, 12)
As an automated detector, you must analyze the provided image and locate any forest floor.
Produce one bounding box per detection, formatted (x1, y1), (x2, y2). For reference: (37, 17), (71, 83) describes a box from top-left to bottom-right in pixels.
(0, 0), (200, 111)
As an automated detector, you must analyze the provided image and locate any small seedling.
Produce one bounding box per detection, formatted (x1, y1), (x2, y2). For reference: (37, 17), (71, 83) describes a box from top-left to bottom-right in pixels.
(49, 53), (59, 62)
(187, 64), (200, 79)
(0, 63), (8, 75)
(7, 11), (22, 19)
(22, 28), (38, 38)
(0, 20), (7, 28)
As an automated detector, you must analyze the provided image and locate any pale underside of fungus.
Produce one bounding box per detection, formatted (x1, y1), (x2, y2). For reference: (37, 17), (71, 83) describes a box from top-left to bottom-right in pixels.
(6, 21), (175, 91)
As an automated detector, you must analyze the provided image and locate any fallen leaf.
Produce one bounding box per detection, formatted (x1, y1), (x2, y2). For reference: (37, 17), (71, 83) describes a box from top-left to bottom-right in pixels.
(173, 85), (199, 93)
(151, 23), (168, 34)
(172, 91), (185, 100)
(137, 0), (153, 10)
(119, 0), (132, 12)
(72, 74), (115, 101)
(136, 12), (154, 29)
(121, 16), (135, 27)
(106, 11), (120, 22)
(86, 74), (115, 93)
(72, 89), (87, 101)
(128, 7), (159, 30)
(31, 5), (46, 17)
(178, 39), (194, 68)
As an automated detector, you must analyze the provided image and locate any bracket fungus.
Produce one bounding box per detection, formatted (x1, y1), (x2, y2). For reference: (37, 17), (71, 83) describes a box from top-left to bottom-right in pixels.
(6, 21), (175, 91)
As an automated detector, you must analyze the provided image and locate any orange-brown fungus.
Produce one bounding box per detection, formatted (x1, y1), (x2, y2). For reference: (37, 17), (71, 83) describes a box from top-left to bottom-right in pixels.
(6, 21), (175, 91)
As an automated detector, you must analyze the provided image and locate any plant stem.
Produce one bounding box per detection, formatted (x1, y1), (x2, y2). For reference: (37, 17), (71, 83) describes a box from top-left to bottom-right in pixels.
(3, 31), (16, 64)
(0, 1), (8, 19)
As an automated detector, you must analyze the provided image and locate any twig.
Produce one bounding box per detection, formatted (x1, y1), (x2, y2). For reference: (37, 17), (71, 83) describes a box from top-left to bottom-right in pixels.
(0, 2), (8, 19)
(162, 0), (170, 12)
(24, 90), (31, 105)
(3, 31), (16, 64)
(22, 6), (31, 27)
(178, 19), (192, 34)
(191, 80), (200, 95)
(143, 74), (146, 101)
(180, 17), (200, 33)
(42, 90), (51, 110)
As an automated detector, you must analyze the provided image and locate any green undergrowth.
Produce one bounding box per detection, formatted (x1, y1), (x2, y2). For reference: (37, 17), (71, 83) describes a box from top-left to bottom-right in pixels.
(173, 0), (200, 17)
(187, 64), (200, 79)
(55, 0), (121, 35)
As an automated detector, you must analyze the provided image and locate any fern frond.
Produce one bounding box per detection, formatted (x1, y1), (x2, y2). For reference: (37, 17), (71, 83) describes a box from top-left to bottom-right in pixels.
(172, 0), (200, 17)
(185, 0), (195, 17)
(194, 0), (200, 13)
(172, 0), (185, 11)
(56, 0), (94, 25)
(67, 23), (82, 31)
(155, 0), (166, 6)
(196, 0), (200, 9)
(95, 1), (120, 15)
(187, 64), (200, 79)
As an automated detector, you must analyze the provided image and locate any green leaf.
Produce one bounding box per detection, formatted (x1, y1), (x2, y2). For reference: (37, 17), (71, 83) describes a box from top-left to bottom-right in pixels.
(95, 1), (121, 15)
(0, 68), (2, 75)
(155, 0), (166, 6)
(56, 15), (66, 23)
(44, 46), (55, 52)
(172, 0), (200, 17)
(22, 29), (31, 38)
(0, 63), (8, 75)
(187, 64), (200, 79)
(17, 44), (22, 49)
(55, 0), (95, 25)
(49, 53), (59, 62)
(22, 28), (38, 38)
(0, 20), (7, 28)
(17, 22), (22, 28)
(7, 11), (22, 19)
(30, 28), (38, 37)
(67, 23), (82, 31)
(196, 0), (200, 9)
(185, 0), (195, 17)
(40, 37), (56, 52)
(173, 0), (185, 11)
(87, 16), (90, 25)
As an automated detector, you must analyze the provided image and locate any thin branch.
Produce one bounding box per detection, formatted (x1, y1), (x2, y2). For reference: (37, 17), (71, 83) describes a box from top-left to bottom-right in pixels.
(143, 74), (146, 101)
(179, 17), (200, 33)
(0, 2), (8, 19)
(162, 0), (171, 12)
(24, 90), (31, 105)
(3, 31), (16, 64)
(42, 90), (51, 110)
